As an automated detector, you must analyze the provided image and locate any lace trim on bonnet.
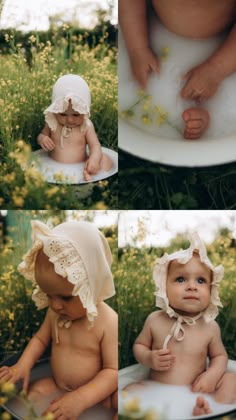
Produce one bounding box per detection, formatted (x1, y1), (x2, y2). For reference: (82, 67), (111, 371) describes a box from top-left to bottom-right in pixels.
(18, 220), (115, 331)
(153, 232), (224, 348)
(44, 74), (92, 134)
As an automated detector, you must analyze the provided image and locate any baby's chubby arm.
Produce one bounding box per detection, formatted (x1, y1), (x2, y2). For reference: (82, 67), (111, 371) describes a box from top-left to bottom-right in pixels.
(44, 306), (118, 419)
(0, 309), (51, 392)
(84, 122), (102, 175)
(133, 312), (175, 371)
(37, 123), (55, 151)
(191, 321), (228, 394)
(119, 0), (159, 88)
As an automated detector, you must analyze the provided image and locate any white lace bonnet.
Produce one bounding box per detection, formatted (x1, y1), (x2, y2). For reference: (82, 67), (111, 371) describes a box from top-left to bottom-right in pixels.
(18, 220), (115, 324)
(44, 74), (91, 132)
(153, 232), (224, 348)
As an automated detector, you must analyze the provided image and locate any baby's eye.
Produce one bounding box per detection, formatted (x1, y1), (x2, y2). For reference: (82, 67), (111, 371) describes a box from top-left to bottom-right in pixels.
(176, 276), (185, 283)
(59, 113), (66, 116)
(197, 277), (206, 284)
(61, 296), (72, 301)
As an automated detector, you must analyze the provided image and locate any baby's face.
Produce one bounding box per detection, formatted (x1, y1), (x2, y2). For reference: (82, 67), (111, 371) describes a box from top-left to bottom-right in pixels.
(35, 250), (87, 321)
(55, 100), (84, 128)
(166, 253), (212, 317)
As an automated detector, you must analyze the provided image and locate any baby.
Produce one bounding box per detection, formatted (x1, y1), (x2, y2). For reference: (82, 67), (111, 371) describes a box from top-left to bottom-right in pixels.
(130, 233), (236, 416)
(37, 74), (113, 181)
(0, 220), (118, 419)
(119, 0), (236, 139)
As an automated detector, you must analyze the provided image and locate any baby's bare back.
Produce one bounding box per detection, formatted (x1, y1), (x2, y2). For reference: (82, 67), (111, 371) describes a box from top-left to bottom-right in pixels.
(149, 313), (212, 385)
(152, 0), (235, 38)
(49, 126), (87, 164)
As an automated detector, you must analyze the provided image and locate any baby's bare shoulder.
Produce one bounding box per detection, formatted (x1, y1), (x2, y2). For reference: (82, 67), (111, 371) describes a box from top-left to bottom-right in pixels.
(95, 302), (117, 329)
(205, 320), (221, 335)
(144, 310), (166, 326)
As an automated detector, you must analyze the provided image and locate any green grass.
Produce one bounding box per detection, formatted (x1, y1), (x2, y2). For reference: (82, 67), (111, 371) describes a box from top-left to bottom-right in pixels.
(119, 151), (236, 210)
(0, 29), (118, 209)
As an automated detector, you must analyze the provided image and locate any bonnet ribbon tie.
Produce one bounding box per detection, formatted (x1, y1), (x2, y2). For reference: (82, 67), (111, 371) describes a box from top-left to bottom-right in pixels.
(163, 312), (203, 349)
(55, 316), (72, 344)
(60, 126), (73, 149)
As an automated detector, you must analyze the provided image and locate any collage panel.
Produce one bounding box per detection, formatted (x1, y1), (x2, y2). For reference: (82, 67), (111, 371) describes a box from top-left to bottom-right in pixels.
(0, 209), (118, 419)
(118, 210), (236, 419)
(118, 0), (236, 210)
(0, 0), (118, 210)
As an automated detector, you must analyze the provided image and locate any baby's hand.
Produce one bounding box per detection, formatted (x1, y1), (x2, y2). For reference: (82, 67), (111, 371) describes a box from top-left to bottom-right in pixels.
(191, 371), (218, 394)
(0, 363), (31, 392)
(85, 157), (100, 175)
(44, 391), (81, 420)
(129, 47), (160, 89)
(181, 60), (222, 103)
(149, 348), (175, 371)
(38, 134), (55, 151)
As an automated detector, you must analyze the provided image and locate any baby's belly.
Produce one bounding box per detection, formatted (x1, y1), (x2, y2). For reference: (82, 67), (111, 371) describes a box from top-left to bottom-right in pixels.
(152, 1), (234, 38)
(49, 145), (87, 164)
(150, 356), (206, 385)
(51, 347), (101, 391)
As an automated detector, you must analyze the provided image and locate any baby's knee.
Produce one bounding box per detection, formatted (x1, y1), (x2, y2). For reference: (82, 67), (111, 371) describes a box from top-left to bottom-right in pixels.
(28, 377), (59, 400)
(111, 390), (118, 410)
(101, 390), (117, 410)
(215, 372), (236, 404)
(100, 154), (113, 171)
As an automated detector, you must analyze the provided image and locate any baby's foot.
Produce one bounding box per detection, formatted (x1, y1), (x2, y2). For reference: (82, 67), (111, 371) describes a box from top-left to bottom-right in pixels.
(192, 396), (212, 416)
(182, 108), (210, 140)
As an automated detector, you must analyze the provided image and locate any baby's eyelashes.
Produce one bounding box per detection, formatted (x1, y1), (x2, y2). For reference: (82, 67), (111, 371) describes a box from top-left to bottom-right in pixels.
(61, 296), (73, 301)
(46, 294), (72, 301)
(175, 276), (208, 284)
(175, 276), (185, 283)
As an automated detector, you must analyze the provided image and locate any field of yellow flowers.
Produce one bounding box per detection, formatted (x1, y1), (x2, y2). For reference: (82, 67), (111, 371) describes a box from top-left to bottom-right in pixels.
(0, 28), (117, 209)
(117, 232), (236, 369)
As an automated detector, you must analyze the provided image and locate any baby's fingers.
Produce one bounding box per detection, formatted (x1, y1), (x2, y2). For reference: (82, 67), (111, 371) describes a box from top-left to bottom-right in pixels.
(44, 139), (55, 151)
(159, 354), (175, 363)
(0, 366), (15, 381)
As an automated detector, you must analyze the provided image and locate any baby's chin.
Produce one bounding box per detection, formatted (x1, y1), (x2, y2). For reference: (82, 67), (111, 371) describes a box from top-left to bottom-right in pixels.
(171, 307), (203, 317)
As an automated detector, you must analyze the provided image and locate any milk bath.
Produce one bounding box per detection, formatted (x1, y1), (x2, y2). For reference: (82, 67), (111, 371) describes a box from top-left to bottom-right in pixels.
(119, 364), (236, 420)
(119, 15), (236, 141)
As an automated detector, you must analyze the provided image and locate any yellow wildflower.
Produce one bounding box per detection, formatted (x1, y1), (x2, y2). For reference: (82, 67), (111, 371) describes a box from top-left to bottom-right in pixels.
(28, 35), (36, 43)
(43, 413), (54, 420)
(12, 195), (24, 208)
(1, 412), (11, 420)
(141, 114), (152, 125)
(46, 187), (59, 198)
(1, 382), (15, 394)
(161, 46), (170, 61)
(123, 396), (140, 413)
(0, 397), (7, 405)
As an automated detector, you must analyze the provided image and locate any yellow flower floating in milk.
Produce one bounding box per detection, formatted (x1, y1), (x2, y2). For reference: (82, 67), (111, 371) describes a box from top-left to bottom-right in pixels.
(120, 46), (182, 136)
(120, 89), (173, 129)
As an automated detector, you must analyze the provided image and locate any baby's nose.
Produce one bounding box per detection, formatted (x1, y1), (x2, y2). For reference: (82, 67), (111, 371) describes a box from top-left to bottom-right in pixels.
(66, 115), (74, 123)
(187, 279), (197, 290)
(50, 298), (63, 311)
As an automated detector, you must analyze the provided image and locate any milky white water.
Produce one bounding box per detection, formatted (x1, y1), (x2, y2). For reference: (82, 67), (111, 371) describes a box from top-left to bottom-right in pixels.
(119, 14), (236, 141)
(118, 364), (236, 420)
